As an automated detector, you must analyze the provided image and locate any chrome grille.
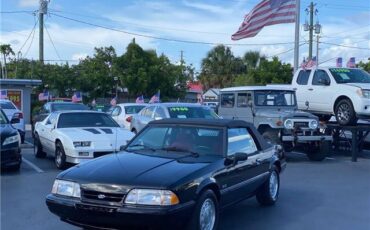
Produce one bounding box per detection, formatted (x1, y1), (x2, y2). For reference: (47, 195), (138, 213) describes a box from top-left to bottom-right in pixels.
(294, 121), (309, 128)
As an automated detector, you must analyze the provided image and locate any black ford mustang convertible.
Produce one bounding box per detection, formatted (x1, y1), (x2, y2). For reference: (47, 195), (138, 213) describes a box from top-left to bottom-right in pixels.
(46, 119), (286, 230)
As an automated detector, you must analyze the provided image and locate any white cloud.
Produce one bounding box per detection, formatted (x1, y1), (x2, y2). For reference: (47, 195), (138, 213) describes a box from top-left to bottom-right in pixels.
(19, 0), (38, 7)
(72, 53), (88, 60)
(182, 0), (233, 14)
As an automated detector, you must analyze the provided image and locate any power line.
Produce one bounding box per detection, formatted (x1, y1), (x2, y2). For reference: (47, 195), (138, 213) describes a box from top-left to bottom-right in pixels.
(265, 43), (307, 58)
(319, 42), (370, 50)
(50, 13), (299, 46)
(0, 10), (35, 14)
(44, 23), (62, 61)
(23, 24), (37, 58)
(18, 17), (39, 53)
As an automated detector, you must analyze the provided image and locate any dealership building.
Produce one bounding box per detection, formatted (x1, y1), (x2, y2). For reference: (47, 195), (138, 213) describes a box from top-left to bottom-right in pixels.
(0, 79), (42, 124)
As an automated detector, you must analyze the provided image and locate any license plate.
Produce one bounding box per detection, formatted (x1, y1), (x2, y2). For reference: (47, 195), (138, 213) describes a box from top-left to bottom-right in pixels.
(76, 204), (117, 213)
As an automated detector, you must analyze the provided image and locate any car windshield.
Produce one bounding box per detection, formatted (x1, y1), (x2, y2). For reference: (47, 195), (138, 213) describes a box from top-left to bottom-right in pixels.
(167, 106), (219, 119)
(0, 110), (9, 124)
(58, 113), (119, 128)
(52, 103), (89, 111)
(126, 125), (224, 157)
(329, 68), (370, 84)
(254, 90), (296, 106)
(125, 105), (146, 114)
(0, 101), (16, 110)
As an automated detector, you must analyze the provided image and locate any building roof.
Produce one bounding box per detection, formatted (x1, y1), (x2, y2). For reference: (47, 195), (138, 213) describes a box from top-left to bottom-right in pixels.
(187, 82), (203, 93)
(0, 78), (42, 86)
(221, 85), (295, 92)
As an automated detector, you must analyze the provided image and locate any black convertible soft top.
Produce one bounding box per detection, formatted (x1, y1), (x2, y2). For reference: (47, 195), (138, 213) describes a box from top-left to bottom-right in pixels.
(150, 118), (272, 151)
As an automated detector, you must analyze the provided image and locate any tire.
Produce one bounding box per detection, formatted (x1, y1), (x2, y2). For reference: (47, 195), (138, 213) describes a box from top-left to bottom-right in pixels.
(256, 168), (280, 206)
(55, 142), (67, 169)
(34, 134), (46, 158)
(262, 129), (281, 145)
(334, 99), (357, 126)
(187, 190), (219, 230)
(9, 163), (21, 171)
(307, 141), (330, 161)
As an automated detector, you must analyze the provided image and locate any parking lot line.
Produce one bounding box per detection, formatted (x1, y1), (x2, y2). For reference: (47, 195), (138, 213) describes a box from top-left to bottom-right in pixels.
(22, 157), (44, 173)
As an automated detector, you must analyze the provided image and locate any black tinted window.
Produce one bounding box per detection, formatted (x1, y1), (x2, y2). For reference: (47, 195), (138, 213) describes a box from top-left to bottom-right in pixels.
(221, 94), (235, 108)
(0, 110), (9, 124)
(52, 103), (88, 111)
(296, 70), (311, 85)
(125, 105), (146, 114)
(312, 70), (331, 85)
(167, 106), (218, 119)
(58, 113), (119, 128)
(0, 101), (16, 109)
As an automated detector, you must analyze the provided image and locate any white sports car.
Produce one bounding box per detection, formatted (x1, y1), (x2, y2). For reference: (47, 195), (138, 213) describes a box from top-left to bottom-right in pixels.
(34, 110), (134, 169)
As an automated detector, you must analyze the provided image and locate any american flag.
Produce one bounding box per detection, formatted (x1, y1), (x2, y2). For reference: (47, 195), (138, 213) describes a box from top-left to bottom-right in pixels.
(346, 57), (356, 68)
(232, 0), (296, 40)
(336, 57), (343, 67)
(71, 92), (82, 102)
(136, 95), (144, 104)
(305, 56), (317, 68)
(149, 91), (160, 104)
(38, 91), (49, 101)
(0, 90), (7, 99)
(110, 96), (117, 106)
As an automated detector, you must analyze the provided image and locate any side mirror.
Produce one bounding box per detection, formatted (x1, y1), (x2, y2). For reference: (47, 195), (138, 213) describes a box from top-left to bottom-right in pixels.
(10, 118), (20, 124)
(120, 145), (126, 151)
(224, 152), (248, 166)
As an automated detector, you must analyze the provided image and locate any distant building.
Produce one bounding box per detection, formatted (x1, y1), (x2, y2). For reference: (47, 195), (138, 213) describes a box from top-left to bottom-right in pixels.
(0, 79), (42, 124)
(185, 82), (203, 103)
(203, 88), (220, 102)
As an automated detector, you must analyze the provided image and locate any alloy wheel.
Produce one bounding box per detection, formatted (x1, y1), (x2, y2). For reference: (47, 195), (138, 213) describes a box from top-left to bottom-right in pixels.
(337, 103), (350, 122)
(269, 171), (279, 200)
(55, 149), (62, 167)
(199, 198), (216, 230)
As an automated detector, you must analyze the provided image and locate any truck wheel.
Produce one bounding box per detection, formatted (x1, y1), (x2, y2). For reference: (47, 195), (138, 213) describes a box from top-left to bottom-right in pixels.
(335, 99), (357, 126)
(262, 129), (281, 145)
(34, 134), (46, 158)
(256, 167), (280, 206)
(307, 141), (331, 161)
(319, 115), (332, 122)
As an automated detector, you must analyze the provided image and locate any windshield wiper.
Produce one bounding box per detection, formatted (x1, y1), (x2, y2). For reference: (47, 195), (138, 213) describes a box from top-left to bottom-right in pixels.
(161, 146), (200, 158)
(126, 144), (156, 152)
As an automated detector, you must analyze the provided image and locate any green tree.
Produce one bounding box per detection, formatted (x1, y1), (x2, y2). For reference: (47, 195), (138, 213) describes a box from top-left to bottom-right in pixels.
(358, 60), (370, 72)
(0, 44), (15, 78)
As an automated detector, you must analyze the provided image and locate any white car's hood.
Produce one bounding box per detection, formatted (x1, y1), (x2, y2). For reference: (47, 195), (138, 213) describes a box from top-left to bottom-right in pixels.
(345, 83), (370, 90)
(60, 127), (134, 149)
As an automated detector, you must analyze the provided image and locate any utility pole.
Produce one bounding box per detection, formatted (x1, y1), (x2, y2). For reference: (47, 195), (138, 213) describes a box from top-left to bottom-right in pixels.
(308, 2), (314, 60)
(39, 0), (48, 63)
(180, 50), (184, 66)
(304, 2), (321, 61)
(316, 35), (320, 67)
(293, 0), (300, 72)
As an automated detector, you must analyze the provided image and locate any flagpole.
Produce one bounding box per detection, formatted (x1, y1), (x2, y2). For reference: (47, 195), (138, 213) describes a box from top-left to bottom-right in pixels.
(293, 0), (300, 72)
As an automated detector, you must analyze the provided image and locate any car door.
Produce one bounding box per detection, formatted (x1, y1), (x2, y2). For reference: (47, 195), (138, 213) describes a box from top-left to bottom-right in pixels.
(219, 128), (265, 206)
(218, 93), (236, 119)
(308, 69), (333, 113)
(42, 113), (58, 152)
(111, 106), (123, 127)
(233, 92), (253, 123)
(294, 69), (312, 111)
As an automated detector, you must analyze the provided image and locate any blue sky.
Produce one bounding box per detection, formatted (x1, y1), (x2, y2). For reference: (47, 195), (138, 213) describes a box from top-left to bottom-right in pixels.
(1, 0), (369, 71)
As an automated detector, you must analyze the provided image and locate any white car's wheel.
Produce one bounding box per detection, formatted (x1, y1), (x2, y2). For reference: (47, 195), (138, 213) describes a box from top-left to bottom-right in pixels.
(34, 133), (46, 158)
(55, 142), (67, 169)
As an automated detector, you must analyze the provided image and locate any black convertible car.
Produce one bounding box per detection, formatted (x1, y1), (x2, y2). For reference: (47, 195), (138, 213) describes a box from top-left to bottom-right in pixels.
(46, 119), (286, 230)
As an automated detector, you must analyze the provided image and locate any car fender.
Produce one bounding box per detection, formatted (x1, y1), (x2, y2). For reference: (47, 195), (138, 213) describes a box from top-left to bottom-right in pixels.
(195, 177), (220, 200)
(54, 131), (75, 156)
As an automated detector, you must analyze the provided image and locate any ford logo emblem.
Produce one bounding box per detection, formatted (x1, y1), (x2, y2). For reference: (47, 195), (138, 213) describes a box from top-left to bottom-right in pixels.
(98, 194), (106, 199)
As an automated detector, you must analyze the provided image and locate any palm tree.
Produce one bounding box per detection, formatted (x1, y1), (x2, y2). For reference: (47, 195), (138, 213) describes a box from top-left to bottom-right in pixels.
(0, 44), (15, 78)
(243, 51), (264, 70)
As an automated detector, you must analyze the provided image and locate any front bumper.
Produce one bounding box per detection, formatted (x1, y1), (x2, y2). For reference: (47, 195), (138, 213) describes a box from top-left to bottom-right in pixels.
(46, 194), (195, 229)
(1, 147), (22, 168)
(64, 147), (117, 164)
(282, 135), (332, 142)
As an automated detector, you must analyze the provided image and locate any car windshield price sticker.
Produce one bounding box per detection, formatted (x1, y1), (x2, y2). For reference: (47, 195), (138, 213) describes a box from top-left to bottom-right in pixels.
(170, 107), (189, 112)
(331, 68), (350, 73)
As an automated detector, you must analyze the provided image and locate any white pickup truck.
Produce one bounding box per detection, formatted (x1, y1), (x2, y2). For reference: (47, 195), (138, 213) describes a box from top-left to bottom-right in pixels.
(291, 67), (370, 125)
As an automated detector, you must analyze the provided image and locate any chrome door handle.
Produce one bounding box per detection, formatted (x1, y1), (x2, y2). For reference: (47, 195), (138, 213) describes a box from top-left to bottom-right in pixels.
(308, 88), (313, 91)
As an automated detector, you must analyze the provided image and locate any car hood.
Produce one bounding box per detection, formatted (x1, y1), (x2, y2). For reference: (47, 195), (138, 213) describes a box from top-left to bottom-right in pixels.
(59, 127), (134, 141)
(255, 108), (317, 120)
(60, 152), (211, 189)
(344, 83), (370, 90)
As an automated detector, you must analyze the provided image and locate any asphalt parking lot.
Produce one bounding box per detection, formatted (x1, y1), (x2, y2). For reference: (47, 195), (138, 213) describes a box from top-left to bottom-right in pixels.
(1, 143), (370, 230)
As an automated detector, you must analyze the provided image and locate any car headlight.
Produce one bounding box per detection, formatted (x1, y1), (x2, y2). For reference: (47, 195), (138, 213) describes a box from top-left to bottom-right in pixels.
(309, 120), (318, 129)
(362, 89), (370, 99)
(125, 189), (179, 206)
(51, 179), (81, 198)
(73, 141), (91, 147)
(2, 134), (20, 146)
(284, 119), (293, 129)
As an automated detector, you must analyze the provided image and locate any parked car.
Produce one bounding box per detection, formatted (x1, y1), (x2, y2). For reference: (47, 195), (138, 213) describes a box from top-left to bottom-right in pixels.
(109, 103), (147, 129)
(34, 111), (134, 169)
(0, 109), (22, 171)
(32, 102), (89, 135)
(0, 99), (25, 143)
(46, 118), (286, 230)
(218, 86), (332, 161)
(130, 103), (219, 133)
(292, 67), (370, 125)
